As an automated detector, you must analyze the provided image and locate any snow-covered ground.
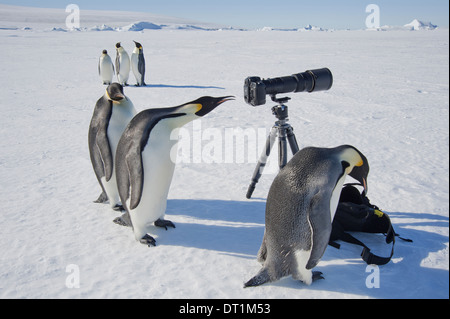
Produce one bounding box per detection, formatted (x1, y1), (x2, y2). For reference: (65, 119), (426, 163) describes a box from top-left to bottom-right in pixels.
(0, 5), (448, 299)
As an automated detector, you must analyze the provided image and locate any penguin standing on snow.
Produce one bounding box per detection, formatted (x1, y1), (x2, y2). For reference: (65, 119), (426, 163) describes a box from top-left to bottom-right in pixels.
(131, 41), (146, 86)
(115, 42), (130, 86)
(88, 83), (137, 210)
(114, 96), (234, 246)
(244, 145), (369, 288)
(98, 50), (114, 85)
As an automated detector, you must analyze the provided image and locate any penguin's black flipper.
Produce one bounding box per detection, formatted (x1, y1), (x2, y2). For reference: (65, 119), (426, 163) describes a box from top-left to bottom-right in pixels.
(126, 152), (144, 210)
(140, 234), (156, 247)
(96, 130), (114, 181)
(138, 54), (145, 85)
(154, 219), (176, 230)
(306, 193), (333, 270)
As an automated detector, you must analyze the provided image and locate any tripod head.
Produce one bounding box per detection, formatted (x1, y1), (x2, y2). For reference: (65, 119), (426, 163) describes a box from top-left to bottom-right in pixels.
(270, 95), (291, 121)
(270, 95), (291, 104)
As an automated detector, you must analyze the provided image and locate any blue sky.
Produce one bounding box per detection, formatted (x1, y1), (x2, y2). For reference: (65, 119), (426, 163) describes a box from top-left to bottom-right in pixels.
(1, 0), (448, 29)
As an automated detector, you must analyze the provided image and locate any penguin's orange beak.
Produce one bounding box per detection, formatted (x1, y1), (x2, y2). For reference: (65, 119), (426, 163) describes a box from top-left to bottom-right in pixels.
(217, 96), (235, 105)
(362, 177), (368, 195)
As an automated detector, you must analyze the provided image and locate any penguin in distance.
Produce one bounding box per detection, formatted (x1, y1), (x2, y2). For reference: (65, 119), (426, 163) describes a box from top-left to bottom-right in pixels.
(131, 41), (146, 86)
(114, 96), (234, 246)
(244, 145), (369, 288)
(88, 83), (137, 210)
(98, 50), (114, 85)
(115, 42), (130, 86)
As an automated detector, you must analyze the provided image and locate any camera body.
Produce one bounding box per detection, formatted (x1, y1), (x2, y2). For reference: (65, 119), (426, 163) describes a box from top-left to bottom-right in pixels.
(244, 77), (267, 106)
(244, 68), (333, 106)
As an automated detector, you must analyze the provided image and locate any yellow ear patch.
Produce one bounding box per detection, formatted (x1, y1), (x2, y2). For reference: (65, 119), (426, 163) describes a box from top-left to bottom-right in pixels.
(341, 147), (364, 167)
(356, 158), (364, 167)
(194, 104), (202, 113)
(105, 89), (112, 101)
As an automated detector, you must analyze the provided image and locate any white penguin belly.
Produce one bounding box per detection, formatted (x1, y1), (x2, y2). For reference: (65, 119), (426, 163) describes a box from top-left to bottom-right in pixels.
(117, 54), (130, 84)
(103, 100), (136, 207)
(330, 175), (347, 222)
(129, 122), (178, 240)
(131, 53), (141, 83)
(101, 173), (119, 207)
(100, 57), (114, 84)
(294, 250), (313, 285)
(293, 207), (315, 285)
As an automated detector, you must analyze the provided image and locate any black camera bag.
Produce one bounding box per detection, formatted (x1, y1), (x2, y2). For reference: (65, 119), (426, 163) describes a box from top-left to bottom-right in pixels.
(329, 184), (412, 265)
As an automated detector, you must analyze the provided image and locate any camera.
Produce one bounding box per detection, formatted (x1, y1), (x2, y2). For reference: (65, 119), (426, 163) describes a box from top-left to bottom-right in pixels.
(244, 68), (333, 106)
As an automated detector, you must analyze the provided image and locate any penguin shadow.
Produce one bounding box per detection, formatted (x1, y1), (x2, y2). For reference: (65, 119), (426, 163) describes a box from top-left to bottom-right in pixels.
(302, 210), (449, 298)
(157, 199), (266, 258)
(127, 83), (226, 90)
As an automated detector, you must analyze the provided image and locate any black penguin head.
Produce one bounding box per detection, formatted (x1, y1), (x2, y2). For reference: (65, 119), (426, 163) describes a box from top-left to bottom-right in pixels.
(346, 146), (369, 195)
(102, 49), (108, 54)
(106, 83), (126, 102)
(192, 96), (235, 117)
(133, 40), (143, 50)
(115, 42), (121, 49)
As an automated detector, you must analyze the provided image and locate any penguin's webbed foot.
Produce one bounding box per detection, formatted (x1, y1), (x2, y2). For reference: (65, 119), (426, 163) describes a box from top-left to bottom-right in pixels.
(154, 219), (176, 230)
(112, 204), (124, 212)
(113, 211), (132, 227)
(94, 191), (108, 204)
(140, 234), (156, 247)
(312, 271), (324, 282)
(113, 216), (130, 227)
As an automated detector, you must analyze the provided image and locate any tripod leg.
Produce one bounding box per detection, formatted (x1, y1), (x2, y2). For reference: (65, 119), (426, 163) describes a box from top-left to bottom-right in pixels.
(246, 127), (277, 199)
(278, 126), (289, 169)
(286, 126), (300, 155)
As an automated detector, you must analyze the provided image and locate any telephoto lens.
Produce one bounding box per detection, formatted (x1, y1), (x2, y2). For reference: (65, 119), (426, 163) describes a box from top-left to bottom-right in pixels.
(293, 68), (333, 92)
(244, 68), (333, 106)
(265, 68), (333, 95)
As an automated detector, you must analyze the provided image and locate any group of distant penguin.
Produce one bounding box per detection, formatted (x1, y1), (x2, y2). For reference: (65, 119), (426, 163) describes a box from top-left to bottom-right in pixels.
(98, 41), (146, 86)
(89, 52), (370, 288)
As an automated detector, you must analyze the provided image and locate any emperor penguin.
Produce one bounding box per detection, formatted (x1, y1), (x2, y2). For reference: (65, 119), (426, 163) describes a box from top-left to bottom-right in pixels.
(244, 145), (369, 288)
(131, 41), (146, 86)
(98, 50), (114, 85)
(88, 83), (137, 210)
(114, 96), (234, 246)
(115, 42), (130, 86)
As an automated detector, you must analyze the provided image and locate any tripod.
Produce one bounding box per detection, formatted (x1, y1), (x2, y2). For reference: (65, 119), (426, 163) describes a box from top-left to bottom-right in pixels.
(246, 96), (300, 199)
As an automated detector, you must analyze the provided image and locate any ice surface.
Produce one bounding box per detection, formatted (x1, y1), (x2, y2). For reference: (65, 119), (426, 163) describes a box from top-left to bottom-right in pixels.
(0, 5), (448, 299)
